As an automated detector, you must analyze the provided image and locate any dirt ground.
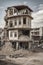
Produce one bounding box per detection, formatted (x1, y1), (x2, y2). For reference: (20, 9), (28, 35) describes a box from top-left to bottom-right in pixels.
(0, 50), (43, 65)
(9, 52), (43, 65)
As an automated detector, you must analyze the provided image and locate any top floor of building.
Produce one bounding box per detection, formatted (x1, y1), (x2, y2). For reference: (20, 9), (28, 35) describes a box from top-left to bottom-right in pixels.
(5, 5), (33, 18)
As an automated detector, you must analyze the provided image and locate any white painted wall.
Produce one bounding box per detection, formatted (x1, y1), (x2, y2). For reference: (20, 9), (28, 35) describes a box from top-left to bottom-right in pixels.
(7, 7), (31, 18)
(9, 30), (18, 40)
(8, 16), (31, 28)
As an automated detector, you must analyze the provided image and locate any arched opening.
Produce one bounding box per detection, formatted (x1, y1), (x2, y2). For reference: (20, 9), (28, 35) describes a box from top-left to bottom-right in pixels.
(19, 42), (28, 49)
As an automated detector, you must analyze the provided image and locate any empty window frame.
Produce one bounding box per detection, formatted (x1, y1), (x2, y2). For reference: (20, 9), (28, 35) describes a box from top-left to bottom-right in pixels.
(14, 32), (17, 37)
(15, 21), (17, 25)
(14, 19), (17, 26)
(22, 30), (30, 36)
(10, 21), (13, 27)
(23, 18), (26, 24)
(25, 9), (28, 14)
(14, 9), (17, 13)
(9, 9), (13, 15)
(19, 18), (21, 25)
(12, 42), (16, 48)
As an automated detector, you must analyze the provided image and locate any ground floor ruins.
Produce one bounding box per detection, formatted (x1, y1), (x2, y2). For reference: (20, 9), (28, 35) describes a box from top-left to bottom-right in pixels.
(0, 40), (32, 55)
(12, 42), (29, 50)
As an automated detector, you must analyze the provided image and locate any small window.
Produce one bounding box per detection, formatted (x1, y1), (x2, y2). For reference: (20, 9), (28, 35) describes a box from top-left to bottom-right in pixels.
(9, 9), (13, 15)
(14, 19), (17, 26)
(10, 21), (13, 27)
(14, 32), (17, 37)
(15, 21), (17, 25)
(19, 21), (21, 25)
(23, 18), (26, 24)
(25, 10), (28, 14)
(32, 32), (33, 34)
(10, 32), (12, 37)
(19, 18), (21, 25)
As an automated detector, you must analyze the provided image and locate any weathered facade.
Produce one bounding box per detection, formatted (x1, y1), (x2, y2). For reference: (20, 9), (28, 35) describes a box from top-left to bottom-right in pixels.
(31, 27), (43, 45)
(0, 28), (4, 47)
(4, 5), (33, 50)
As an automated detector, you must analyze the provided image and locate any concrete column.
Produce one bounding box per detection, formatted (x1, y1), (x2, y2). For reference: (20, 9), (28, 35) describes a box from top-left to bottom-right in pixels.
(26, 17), (28, 26)
(19, 43), (21, 49)
(21, 17), (23, 26)
(16, 42), (19, 50)
(17, 18), (19, 27)
(28, 42), (31, 50)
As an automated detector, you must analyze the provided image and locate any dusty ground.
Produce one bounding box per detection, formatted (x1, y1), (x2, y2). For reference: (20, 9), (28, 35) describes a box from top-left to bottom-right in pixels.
(8, 52), (43, 65)
(0, 50), (43, 65)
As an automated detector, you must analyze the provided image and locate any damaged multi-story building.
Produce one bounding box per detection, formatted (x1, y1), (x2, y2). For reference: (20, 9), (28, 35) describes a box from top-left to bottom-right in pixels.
(4, 5), (33, 50)
(31, 27), (43, 49)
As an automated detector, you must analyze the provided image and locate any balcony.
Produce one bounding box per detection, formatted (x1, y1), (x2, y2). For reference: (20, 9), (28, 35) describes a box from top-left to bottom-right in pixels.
(31, 33), (40, 36)
(4, 11), (32, 20)
(6, 24), (31, 30)
(4, 15), (33, 21)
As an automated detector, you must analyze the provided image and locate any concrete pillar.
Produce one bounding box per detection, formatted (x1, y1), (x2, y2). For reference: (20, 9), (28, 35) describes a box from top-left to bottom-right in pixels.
(16, 42), (19, 50)
(28, 42), (31, 50)
(21, 17), (23, 26)
(19, 43), (21, 49)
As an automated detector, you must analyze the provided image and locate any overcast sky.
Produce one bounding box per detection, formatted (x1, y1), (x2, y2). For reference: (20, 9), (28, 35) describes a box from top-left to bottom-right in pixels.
(0, 0), (43, 28)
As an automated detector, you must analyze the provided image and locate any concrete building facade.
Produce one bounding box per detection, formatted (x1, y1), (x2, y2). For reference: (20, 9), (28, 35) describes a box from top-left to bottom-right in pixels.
(31, 27), (43, 45)
(0, 28), (4, 49)
(4, 5), (33, 50)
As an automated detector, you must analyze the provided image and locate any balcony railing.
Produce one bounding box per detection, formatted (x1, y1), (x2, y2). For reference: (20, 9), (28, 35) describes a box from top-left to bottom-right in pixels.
(4, 12), (31, 20)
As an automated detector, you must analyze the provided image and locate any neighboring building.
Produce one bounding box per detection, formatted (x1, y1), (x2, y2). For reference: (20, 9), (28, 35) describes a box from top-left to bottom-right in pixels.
(31, 27), (43, 45)
(4, 5), (33, 50)
(0, 28), (4, 47)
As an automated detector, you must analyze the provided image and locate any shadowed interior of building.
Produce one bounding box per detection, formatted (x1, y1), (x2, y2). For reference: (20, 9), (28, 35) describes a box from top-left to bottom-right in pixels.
(12, 42), (29, 50)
